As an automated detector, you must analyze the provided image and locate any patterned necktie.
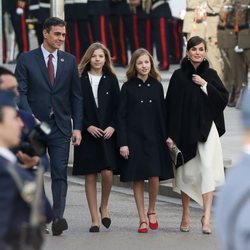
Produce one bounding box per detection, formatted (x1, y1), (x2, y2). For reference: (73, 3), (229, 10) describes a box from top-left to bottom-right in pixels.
(48, 54), (55, 85)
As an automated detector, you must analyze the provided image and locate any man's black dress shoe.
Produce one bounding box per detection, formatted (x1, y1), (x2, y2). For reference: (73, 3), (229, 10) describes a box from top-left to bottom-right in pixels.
(89, 225), (100, 233)
(52, 218), (68, 236)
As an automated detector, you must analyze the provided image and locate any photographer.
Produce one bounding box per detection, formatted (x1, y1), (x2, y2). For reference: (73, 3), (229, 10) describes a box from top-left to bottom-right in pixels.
(0, 67), (42, 169)
(0, 90), (51, 250)
(0, 66), (52, 235)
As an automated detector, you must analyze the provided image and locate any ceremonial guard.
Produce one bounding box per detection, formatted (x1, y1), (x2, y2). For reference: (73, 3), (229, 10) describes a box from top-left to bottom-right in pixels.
(217, 0), (247, 107)
(87, 0), (112, 54)
(28, 0), (50, 45)
(187, 0), (225, 80)
(65, 0), (90, 63)
(109, 0), (132, 67)
(182, 0), (203, 39)
(2, 0), (29, 60)
(129, 0), (153, 54)
(150, 0), (173, 70)
(235, 0), (250, 77)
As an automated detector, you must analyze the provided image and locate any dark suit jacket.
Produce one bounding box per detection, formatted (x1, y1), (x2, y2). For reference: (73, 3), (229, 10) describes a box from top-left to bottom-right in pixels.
(0, 155), (52, 249)
(15, 47), (83, 137)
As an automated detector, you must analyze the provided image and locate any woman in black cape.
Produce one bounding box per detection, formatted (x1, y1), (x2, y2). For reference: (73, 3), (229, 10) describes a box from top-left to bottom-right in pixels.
(165, 36), (228, 234)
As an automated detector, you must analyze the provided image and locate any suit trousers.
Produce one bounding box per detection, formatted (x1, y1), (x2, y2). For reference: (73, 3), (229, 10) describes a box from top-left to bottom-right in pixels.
(46, 118), (70, 219)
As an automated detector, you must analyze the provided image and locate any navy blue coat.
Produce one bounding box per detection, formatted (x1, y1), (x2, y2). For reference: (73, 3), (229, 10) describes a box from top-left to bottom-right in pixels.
(117, 76), (173, 182)
(15, 48), (83, 137)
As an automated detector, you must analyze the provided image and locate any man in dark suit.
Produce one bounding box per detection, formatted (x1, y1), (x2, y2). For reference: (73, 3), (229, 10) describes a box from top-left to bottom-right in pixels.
(15, 17), (83, 236)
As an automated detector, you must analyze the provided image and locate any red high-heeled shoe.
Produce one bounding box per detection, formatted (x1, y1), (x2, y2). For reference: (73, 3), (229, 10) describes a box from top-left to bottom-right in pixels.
(137, 221), (148, 233)
(147, 212), (159, 230)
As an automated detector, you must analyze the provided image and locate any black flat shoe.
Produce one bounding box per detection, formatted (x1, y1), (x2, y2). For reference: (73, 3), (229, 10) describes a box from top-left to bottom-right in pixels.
(99, 207), (111, 228)
(89, 225), (100, 233)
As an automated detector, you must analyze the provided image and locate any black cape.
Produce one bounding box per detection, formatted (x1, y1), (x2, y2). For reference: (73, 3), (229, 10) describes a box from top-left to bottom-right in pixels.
(165, 58), (228, 166)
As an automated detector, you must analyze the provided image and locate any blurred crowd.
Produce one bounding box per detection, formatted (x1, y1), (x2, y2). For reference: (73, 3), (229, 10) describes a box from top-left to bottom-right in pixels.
(183, 0), (250, 108)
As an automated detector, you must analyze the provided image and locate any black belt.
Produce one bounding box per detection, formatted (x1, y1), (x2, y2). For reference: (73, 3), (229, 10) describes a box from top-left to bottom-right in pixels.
(186, 8), (195, 11)
(207, 13), (218, 16)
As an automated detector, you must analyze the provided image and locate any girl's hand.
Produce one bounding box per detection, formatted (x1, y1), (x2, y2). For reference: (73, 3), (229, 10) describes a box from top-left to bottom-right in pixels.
(120, 146), (129, 159)
(192, 74), (207, 87)
(103, 126), (115, 139)
(166, 137), (175, 150)
(87, 125), (104, 138)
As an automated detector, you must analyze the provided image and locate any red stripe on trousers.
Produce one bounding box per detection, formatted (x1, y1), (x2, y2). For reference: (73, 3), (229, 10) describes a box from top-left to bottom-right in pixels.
(132, 15), (140, 49)
(145, 19), (152, 54)
(21, 11), (29, 51)
(74, 21), (80, 63)
(172, 21), (181, 62)
(88, 23), (94, 44)
(119, 16), (127, 66)
(100, 16), (107, 46)
(109, 21), (117, 61)
(159, 18), (168, 69)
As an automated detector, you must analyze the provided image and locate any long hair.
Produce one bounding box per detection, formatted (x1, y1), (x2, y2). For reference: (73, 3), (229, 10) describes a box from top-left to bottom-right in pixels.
(78, 42), (116, 77)
(126, 48), (161, 81)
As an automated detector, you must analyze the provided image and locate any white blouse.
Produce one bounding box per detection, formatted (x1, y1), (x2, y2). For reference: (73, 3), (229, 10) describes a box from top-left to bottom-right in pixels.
(88, 72), (102, 107)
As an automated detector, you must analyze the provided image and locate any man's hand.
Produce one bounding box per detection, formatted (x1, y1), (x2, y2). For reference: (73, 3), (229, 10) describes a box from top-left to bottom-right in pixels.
(103, 127), (115, 139)
(72, 130), (82, 145)
(16, 151), (40, 168)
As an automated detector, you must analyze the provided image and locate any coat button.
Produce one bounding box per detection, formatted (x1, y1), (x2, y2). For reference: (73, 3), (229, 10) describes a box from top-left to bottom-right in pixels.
(147, 84), (150, 87)
(149, 100), (152, 103)
(106, 92), (109, 94)
(138, 84), (141, 87)
(103, 75), (106, 78)
(141, 100), (144, 103)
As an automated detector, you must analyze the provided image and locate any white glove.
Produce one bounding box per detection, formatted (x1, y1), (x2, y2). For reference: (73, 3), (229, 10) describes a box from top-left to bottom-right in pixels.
(16, 7), (24, 15)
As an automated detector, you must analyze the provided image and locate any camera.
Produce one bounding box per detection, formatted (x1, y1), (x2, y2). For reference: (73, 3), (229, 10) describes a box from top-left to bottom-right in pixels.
(14, 122), (51, 157)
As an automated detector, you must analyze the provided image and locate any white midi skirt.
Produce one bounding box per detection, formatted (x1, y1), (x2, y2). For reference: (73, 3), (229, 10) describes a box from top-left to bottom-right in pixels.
(173, 122), (225, 206)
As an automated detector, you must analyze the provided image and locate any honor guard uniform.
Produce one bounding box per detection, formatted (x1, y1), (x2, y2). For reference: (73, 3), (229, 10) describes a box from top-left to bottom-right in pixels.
(189, 0), (225, 81)
(236, 0), (250, 73)
(129, 0), (153, 54)
(217, 0), (247, 107)
(2, 0), (30, 60)
(28, 0), (50, 45)
(205, 0), (225, 81)
(182, 0), (203, 38)
(87, 0), (112, 54)
(65, 0), (90, 63)
(109, 0), (132, 66)
(151, 0), (182, 70)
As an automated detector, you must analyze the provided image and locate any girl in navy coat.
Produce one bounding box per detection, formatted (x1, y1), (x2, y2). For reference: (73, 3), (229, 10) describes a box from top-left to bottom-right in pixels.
(73, 42), (120, 233)
(117, 48), (173, 233)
